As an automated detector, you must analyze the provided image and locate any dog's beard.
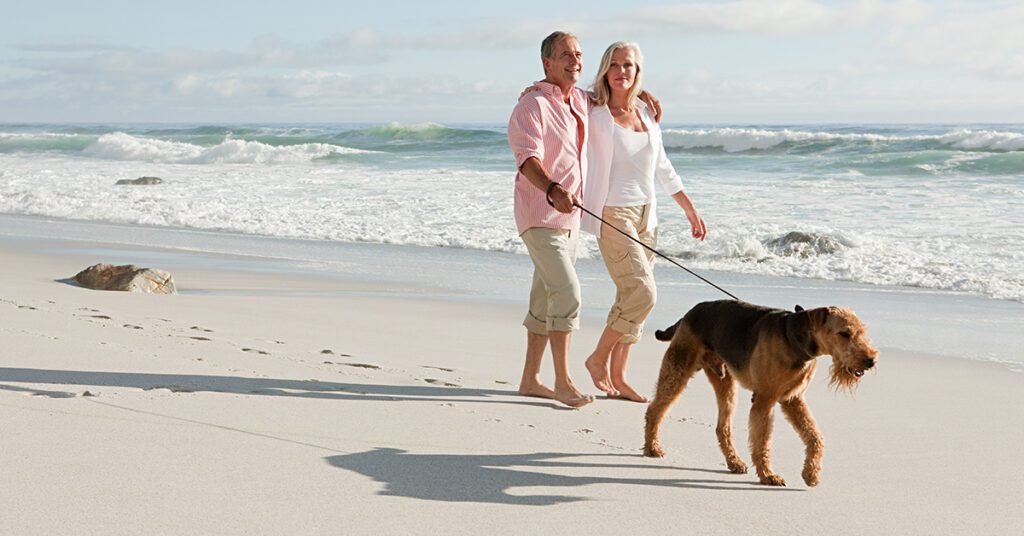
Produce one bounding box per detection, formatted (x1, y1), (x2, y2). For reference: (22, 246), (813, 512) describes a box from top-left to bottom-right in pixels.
(828, 359), (862, 393)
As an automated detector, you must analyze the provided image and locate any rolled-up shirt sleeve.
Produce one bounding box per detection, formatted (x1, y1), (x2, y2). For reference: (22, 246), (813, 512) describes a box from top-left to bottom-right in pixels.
(655, 133), (685, 195)
(508, 97), (544, 169)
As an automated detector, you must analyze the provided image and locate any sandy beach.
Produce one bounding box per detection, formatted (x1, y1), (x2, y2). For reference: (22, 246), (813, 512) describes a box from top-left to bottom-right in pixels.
(2, 222), (1022, 535)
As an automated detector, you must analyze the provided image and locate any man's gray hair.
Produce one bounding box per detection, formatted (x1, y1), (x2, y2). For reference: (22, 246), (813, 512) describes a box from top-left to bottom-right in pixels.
(541, 31), (577, 59)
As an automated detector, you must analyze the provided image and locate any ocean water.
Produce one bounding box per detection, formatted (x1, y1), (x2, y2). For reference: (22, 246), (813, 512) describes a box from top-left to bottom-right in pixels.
(1, 122), (1022, 303)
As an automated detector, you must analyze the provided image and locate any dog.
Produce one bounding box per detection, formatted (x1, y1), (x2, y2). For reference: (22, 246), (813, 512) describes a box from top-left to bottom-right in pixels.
(643, 299), (878, 487)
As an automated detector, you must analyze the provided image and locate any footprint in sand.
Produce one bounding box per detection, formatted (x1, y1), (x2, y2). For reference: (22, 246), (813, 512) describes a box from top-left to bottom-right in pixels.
(189, 336), (213, 342)
(422, 366), (455, 373)
(18, 305), (38, 310)
(91, 315), (112, 320)
(123, 324), (144, 330)
(494, 380), (512, 385)
(340, 363), (381, 370)
(423, 378), (461, 387)
(241, 347), (269, 355)
(143, 385), (196, 393)
(190, 326), (214, 333)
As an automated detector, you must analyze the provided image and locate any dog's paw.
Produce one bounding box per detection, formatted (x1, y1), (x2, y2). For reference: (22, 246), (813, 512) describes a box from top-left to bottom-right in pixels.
(726, 458), (748, 474)
(643, 444), (665, 458)
(759, 474), (786, 486)
(802, 468), (820, 487)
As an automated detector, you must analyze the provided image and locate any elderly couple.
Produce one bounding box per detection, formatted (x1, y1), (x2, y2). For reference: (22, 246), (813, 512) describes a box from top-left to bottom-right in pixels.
(508, 31), (707, 408)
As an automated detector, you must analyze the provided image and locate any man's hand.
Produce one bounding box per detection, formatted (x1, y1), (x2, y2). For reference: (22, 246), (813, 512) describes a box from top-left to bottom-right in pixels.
(638, 90), (662, 122)
(520, 157), (579, 214)
(548, 183), (579, 214)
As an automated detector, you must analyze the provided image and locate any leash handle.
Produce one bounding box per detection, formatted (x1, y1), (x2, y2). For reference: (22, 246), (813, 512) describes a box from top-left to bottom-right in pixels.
(574, 202), (740, 301)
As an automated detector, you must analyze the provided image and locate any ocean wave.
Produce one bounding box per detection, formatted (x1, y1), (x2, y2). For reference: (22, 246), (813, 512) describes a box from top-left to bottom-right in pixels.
(938, 129), (1024, 151)
(0, 132), (98, 153)
(661, 127), (1024, 153)
(81, 132), (373, 164)
(331, 122), (505, 149)
(1, 150), (1021, 302)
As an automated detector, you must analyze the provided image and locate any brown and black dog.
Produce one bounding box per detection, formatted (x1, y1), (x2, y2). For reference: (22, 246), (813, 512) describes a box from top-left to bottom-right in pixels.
(643, 299), (878, 487)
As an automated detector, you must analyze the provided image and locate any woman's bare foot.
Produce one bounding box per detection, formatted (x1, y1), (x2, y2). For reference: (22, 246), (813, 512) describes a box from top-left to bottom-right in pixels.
(610, 380), (649, 403)
(585, 354), (619, 397)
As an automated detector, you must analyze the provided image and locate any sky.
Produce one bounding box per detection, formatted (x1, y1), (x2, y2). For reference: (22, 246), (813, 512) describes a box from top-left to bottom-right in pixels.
(1, 0), (1022, 124)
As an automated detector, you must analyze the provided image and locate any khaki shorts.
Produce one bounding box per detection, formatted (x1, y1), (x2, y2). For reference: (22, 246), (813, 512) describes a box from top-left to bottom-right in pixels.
(598, 205), (657, 344)
(521, 227), (581, 334)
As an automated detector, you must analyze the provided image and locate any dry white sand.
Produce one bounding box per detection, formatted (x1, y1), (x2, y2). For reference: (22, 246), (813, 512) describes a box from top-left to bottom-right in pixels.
(2, 244), (1023, 535)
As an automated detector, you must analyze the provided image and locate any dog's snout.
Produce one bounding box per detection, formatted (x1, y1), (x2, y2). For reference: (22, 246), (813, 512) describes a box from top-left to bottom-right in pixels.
(863, 357), (876, 370)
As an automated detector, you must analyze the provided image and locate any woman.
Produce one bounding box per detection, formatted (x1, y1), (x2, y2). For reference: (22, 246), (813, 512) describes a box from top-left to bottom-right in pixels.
(583, 42), (707, 402)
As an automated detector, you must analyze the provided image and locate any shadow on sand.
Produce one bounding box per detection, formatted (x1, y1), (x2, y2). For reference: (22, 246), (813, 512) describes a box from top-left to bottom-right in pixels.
(0, 367), (561, 408)
(326, 449), (796, 505)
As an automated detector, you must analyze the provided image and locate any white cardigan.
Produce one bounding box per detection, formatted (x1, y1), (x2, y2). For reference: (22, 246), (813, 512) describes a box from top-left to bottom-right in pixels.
(581, 102), (685, 238)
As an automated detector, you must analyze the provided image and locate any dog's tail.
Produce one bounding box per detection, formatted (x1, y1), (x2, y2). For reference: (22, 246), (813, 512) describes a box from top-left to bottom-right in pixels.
(654, 320), (681, 342)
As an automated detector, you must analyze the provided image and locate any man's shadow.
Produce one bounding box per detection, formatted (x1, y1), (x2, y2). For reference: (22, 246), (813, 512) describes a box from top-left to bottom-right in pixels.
(0, 367), (559, 408)
(326, 448), (796, 506)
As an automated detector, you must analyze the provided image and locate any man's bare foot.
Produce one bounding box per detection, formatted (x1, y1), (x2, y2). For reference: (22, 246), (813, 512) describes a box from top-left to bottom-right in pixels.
(554, 383), (594, 409)
(610, 380), (648, 403)
(518, 380), (557, 400)
(520, 380), (592, 408)
(585, 354), (619, 397)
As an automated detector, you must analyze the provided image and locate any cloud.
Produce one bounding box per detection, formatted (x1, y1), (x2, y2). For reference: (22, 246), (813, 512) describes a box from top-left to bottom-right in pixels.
(886, 2), (1024, 79)
(625, 0), (929, 36)
(13, 43), (135, 53)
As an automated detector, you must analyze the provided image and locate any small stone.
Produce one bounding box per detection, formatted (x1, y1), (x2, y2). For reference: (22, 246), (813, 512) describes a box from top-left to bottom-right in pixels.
(116, 176), (163, 185)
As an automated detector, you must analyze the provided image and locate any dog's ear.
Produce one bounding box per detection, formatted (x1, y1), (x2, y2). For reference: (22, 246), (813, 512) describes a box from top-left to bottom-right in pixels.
(794, 304), (804, 312)
(785, 310), (818, 364)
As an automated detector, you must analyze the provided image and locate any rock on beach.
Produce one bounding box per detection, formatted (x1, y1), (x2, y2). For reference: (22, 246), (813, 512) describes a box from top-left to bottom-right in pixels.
(72, 264), (177, 294)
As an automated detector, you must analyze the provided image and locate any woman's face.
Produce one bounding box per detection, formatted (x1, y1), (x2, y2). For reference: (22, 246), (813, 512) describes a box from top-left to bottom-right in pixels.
(605, 47), (637, 93)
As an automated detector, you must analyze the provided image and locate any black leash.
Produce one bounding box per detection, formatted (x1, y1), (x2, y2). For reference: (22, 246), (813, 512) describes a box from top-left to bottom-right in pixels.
(573, 202), (740, 301)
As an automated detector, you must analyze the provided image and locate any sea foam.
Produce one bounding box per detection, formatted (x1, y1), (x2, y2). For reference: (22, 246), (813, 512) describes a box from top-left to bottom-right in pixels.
(82, 132), (372, 164)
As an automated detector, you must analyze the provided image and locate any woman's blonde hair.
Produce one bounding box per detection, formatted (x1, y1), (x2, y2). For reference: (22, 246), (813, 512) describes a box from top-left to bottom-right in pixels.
(591, 41), (644, 109)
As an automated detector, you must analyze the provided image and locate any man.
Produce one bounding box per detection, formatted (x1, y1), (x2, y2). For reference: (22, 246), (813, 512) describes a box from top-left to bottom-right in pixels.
(507, 31), (593, 408)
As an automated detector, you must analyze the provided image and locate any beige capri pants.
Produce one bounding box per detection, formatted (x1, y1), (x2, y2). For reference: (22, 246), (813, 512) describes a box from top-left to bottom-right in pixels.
(521, 227), (582, 334)
(598, 205), (657, 344)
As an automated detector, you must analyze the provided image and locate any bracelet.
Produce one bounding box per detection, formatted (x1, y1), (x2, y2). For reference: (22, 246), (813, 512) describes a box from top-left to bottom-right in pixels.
(545, 181), (560, 207)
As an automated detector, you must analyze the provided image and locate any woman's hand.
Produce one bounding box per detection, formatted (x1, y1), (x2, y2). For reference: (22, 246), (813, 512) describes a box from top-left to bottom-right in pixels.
(671, 190), (707, 240)
(519, 84), (540, 99)
(686, 209), (707, 241)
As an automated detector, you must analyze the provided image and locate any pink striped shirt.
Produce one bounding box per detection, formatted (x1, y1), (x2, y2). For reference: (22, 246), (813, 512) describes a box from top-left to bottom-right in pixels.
(508, 81), (590, 235)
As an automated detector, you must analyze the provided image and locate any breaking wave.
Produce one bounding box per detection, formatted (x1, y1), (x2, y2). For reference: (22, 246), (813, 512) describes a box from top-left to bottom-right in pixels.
(81, 132), (372, 164)
(661, 127), (1024, 153)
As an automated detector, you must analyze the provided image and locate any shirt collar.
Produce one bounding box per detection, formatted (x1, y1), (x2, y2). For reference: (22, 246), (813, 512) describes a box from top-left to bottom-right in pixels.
(534, 80), (575, 99)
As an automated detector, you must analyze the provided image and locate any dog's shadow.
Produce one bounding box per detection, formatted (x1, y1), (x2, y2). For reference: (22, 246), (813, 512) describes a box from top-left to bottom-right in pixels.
(326, 449), (797, 505)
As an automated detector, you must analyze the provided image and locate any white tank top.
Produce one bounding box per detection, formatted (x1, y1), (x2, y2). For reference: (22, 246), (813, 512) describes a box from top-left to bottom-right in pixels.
(605, 123), (655, 207)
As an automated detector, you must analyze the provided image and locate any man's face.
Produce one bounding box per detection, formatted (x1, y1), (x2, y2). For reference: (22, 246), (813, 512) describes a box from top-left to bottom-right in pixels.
(543, 37), (582, 87)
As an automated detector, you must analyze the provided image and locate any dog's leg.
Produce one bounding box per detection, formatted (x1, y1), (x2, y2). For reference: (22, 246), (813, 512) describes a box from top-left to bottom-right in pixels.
(644, 337), (701, 458)
(703, 365), (747, 473)
(781, 396), (824, 487)
(749, 395), (785, 486)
